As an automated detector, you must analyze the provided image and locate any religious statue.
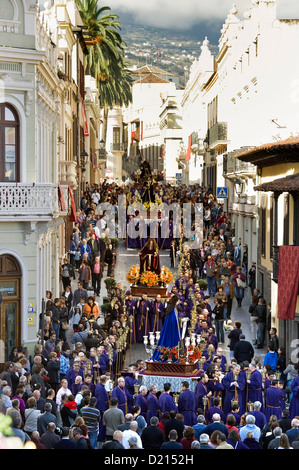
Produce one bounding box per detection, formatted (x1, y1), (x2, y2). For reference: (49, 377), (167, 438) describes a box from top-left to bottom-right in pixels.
(139, 238), (161, 276)
(140, 160), (152, 179)
(141, 177), (155, 204)
(152, 294), (181, 362)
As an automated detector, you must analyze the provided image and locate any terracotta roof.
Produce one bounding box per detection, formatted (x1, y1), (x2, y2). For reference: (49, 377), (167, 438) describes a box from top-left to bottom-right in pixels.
(236, 136), (299, 165)
(254, 172), (299, 193)
(132, 65), (174, 76)
(133, 73), (170, 84)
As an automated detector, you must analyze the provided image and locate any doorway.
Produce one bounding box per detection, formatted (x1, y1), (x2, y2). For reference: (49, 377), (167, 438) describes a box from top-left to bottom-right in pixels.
(0, 255), (21, 361)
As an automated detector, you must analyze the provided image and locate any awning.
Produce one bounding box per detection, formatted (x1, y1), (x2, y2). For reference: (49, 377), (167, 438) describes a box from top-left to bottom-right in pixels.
(254, 172), (299, 193)
(236, 137), (299, 167)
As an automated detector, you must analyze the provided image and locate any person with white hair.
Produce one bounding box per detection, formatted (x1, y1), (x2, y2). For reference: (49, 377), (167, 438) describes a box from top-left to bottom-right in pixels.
(204, 413), (229, 437)
(199, 433), (213, 449)
(134, 385), (148, 422)
(248, 400), (267, 430)
(239, 414), (261, 441)
(286, 418), (299, 445)
(121, 420), (143, 449)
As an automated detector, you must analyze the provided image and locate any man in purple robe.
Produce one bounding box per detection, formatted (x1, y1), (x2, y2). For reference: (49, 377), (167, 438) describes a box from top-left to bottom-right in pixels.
(289, 376), (299, 419)
(135, 294), (151, 342)
(134, 385), (149, 422)
(159, 383), (178, 414)
(177, 381), (197, 426)
(265, 380), (284, 421)
(111, 377), (129, 415)
(95, 375), (110, 441)
(246, 363), (264, 412)
(222, 365), (246, 417)
(65, 361), (84, 392)
(127, 216), (139, 248)
(124, 365), (139, 412)
(147, 384), (160, 422)
(150, 295), (166, 332)
(248, 401), (267, 430)
(206, 396), (225, 424)
(195, 373), (212, 413)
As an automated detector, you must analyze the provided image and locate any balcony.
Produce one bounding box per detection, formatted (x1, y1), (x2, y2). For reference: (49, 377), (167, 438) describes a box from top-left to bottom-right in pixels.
(0, 183), (70, 220)
(59, 161), (77, 189)
(110, 143), (125, 152)
(223, 152), (256, 177)
(208, 122), (228, 150)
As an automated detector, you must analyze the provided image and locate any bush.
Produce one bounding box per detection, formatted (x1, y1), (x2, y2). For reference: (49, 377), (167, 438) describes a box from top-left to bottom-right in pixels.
(101, 302), (112, 314)
(104, 277), (117, 290)
(198, 279), (208, 291)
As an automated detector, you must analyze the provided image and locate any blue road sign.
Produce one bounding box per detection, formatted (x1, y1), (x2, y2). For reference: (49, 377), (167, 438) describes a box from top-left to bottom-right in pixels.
(217, 187), (228, 198)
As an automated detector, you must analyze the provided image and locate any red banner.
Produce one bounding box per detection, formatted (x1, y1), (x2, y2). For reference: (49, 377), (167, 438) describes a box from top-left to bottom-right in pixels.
(185, 135), (192, 162)
(81, 99), (89, 137)
(58, 185), (65, 211)
(68, 186), (77, 223)
(277, 245), (299, 320)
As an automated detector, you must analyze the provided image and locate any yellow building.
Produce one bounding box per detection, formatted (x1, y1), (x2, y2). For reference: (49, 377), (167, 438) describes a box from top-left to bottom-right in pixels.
(237, 137), (299, 359)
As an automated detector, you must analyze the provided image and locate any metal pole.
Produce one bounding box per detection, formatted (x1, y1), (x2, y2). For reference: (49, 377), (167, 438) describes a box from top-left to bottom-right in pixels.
(41, 297), (45, 348)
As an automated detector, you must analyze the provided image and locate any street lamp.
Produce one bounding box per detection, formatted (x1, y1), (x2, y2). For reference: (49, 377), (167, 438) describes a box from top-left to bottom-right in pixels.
(80, 150), (89, 171)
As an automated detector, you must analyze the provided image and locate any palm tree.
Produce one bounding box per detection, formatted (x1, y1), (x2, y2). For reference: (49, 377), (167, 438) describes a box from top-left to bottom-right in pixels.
(76, 0), (132, 142)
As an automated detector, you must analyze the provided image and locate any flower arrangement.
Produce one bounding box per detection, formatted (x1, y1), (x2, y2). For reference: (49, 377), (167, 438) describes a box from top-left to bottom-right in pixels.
(158, 346), (179, 362)
(160, 266), (174, 285)
(187, 346), (202, 363)
(126, 265), (140, 285)
(140, 270), (159, 287)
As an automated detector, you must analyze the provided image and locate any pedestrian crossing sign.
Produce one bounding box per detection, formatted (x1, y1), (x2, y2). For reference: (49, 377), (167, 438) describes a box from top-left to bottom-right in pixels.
(217, 187), (228, 198)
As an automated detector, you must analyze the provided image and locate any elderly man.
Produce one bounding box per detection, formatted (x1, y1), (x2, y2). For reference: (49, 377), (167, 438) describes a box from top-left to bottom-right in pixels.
(0, 385), (12, 413)
(204, 413), (228, 437)
(102, 430), (125, 449)
(134, 385), (149, 422)
(111, 377), (129, 415)
(248, 401), (267, 430)
(121, 421), (143, 449)
(239, 415), (261, 441)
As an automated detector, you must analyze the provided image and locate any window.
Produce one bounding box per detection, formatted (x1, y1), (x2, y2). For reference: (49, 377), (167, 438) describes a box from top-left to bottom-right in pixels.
(0, 104), (19, 182)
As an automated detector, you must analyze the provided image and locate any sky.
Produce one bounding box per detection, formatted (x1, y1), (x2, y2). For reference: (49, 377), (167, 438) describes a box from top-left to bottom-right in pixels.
(104, 0), (299, 31)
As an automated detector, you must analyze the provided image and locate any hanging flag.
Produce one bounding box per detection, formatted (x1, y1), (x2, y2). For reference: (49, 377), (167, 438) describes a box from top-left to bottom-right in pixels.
(185, 135), (192, 162)
(58, 185), (65, 211)
(277, 245), (299, 320)
(81, 99), (89, 137)
(68, 186), (77, 222)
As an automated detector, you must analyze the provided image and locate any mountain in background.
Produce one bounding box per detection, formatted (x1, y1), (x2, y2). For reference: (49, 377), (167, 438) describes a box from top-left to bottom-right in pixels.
(117, 12), (221, 86)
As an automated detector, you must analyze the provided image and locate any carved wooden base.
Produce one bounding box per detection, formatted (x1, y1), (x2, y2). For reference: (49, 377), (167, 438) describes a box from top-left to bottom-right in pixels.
(131, 285), (168, 298)
(144, 360), (199, 377)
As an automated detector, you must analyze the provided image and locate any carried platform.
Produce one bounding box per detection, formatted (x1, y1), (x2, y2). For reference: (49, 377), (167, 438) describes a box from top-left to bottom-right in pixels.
(143, 359), (199, 377)
(130, 285), (168, 298)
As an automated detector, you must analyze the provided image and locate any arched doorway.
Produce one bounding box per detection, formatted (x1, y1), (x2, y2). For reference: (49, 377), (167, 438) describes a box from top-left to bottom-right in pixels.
(0, 254), (21, 361)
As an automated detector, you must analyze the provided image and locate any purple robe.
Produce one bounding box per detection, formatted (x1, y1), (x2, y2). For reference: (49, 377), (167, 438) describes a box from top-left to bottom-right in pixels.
(95, 382), (109, 441)
(135, 300), (151, 342)
(147, 393), (160, 422)
(124, 375), (139, 412)
(222, 370), (246, 417)
(150, 300), (165, 332)
(289, 377), (299, 419)
(159, 392), (178, 414)
(177, 389), (197, 426)
(247, 370), (264, 412)
(248, 410), (267, 430)
(265, 386), (284, 421)
(206, 406), (225, 425)
(127, 219), (139, 248)
(195, 380), (209, 410)
(111, 385), (129, 415)
(134, 393), (148, 421)
(65, 367), (84, 391)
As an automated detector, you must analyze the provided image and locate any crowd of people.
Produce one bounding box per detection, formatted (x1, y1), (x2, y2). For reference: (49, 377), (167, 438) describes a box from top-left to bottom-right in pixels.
(0, 163), (298, 451)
